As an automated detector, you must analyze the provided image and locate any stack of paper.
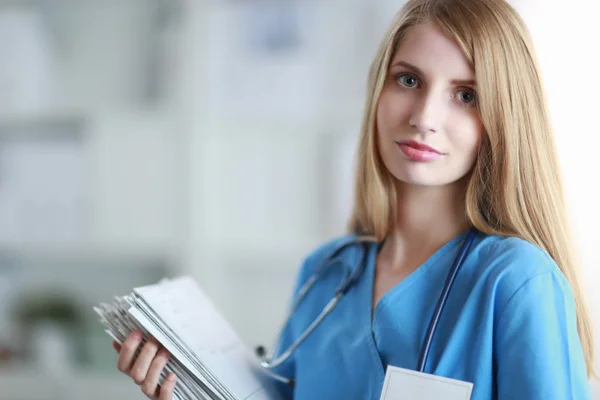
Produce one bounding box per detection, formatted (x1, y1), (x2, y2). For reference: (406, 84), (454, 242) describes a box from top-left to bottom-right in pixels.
(94, 276), (282, 400)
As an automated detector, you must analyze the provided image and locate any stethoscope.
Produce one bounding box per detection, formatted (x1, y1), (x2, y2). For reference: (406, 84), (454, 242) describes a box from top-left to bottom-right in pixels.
(255, 229), (478, 386)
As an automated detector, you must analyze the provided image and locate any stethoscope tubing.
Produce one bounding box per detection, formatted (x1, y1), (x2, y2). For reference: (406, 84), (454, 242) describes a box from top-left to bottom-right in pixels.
(258, 229), (478, 385)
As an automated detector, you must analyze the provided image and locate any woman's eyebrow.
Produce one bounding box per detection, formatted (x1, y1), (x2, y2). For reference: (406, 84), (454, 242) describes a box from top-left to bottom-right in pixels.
(390, 60), (477, 87)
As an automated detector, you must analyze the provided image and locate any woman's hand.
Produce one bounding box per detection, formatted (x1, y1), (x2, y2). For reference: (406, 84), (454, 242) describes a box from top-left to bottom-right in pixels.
(112, 330), (177, 399)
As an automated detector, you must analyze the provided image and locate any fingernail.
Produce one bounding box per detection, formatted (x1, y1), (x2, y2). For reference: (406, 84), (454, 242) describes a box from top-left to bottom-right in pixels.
(168, 373), (176, 382)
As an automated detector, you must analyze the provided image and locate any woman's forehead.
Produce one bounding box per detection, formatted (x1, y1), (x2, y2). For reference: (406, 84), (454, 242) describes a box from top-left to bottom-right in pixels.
(391, 23), (476, 82)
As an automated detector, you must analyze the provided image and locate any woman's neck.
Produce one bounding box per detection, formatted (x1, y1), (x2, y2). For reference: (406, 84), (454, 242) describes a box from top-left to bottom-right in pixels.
(382, 181), (471, 271)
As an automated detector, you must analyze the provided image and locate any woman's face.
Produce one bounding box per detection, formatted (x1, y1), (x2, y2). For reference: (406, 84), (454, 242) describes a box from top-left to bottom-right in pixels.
(376, 22), (484, 188)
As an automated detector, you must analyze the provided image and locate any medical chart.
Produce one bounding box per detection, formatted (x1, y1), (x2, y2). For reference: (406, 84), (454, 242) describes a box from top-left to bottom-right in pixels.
(94, 276), (282, 400)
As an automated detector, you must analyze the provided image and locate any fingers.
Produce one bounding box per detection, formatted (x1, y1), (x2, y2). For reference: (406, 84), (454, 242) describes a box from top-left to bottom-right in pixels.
(158, 373), (177, 400)
(117, 330), (144, 374)
(130, 337), (162, 385)
(141, 348), (172, 398)
(113, 331), (176, 400)
(112, 341), (122, 353)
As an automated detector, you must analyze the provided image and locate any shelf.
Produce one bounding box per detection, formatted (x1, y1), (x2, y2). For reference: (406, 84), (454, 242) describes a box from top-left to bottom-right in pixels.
(0, 241), (174, 261)
(0, 109), (87, 133)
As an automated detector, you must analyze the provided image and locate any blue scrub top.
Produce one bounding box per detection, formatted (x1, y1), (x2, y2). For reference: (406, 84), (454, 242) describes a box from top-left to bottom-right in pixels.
(271, 230), (591, 399)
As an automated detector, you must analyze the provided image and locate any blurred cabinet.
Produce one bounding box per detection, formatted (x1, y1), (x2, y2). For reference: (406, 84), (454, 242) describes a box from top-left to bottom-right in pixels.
(0, 115), (87, 247)
(0, 0), (184, 260)
(0, 110), (183, 261)
(88, 110), (183, 256)
(0, 1), (185, 399)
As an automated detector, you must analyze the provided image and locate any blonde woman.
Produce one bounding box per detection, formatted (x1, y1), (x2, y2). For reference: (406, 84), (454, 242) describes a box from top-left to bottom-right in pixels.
(113, 0), (594, 398)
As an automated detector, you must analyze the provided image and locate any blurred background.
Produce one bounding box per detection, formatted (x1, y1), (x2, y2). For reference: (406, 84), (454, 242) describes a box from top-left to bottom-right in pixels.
(0, 0), (597, 399)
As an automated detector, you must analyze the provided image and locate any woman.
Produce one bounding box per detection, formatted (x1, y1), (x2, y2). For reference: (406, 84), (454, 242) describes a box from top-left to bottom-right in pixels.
(113, 0), (594, 398)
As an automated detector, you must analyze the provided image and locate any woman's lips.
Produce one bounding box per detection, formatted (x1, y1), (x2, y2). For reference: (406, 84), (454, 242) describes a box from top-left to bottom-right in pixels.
(396, 140), (443, 162)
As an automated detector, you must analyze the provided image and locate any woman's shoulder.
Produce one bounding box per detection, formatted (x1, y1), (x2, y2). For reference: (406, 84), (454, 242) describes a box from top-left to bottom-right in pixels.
(476, 233), (562, 276)
(294, 233), (366, 282)
(472, 233), (572, 308)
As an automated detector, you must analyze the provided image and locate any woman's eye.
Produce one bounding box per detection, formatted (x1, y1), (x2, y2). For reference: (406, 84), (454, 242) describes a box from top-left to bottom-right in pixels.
(396, 74), (419, 88)
(457, 89), (476, 105)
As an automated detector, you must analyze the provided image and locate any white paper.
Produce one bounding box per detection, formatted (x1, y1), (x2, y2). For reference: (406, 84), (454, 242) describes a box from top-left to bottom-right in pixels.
(126, 306), (223, 399)
(380, 366), (473, 400)
(133, 277), (278, 400)
(95, 276), (283, 400)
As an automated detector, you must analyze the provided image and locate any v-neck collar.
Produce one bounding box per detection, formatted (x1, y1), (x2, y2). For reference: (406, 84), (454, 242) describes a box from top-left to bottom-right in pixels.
(358, 230), (471, 384)
(369, 230), (471, 319)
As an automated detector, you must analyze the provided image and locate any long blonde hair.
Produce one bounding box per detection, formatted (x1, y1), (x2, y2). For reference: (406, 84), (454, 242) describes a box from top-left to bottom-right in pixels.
(348, 0), (595, 376)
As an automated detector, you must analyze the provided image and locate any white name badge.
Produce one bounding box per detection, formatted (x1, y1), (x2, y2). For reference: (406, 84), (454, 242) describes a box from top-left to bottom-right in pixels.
(379, 366), (473, 400)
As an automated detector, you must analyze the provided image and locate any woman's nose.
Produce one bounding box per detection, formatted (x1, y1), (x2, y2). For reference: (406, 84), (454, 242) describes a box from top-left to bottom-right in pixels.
(408, 93), (443, 134)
